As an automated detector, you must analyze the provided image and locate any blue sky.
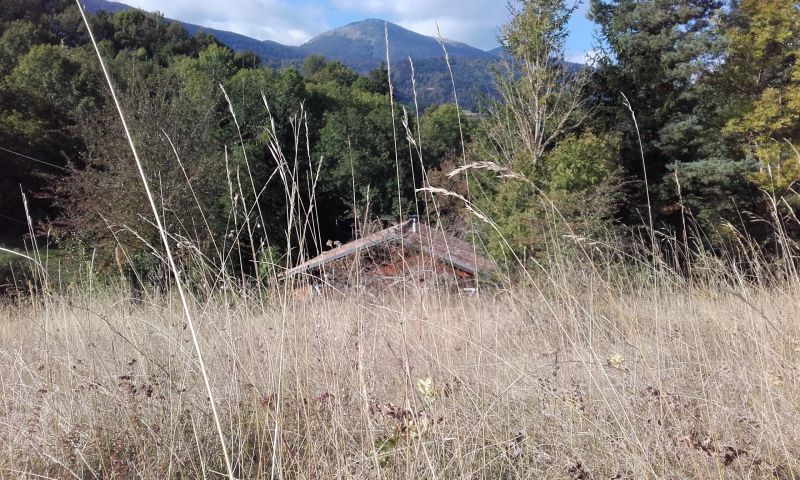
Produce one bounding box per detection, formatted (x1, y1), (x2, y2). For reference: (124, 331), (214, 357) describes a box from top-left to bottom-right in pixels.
(121, 0), (597, 62)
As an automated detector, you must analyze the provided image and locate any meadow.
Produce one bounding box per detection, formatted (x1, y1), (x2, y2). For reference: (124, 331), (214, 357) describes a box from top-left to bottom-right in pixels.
(2, 1), (800, 478)
(1, 261), (799, 478)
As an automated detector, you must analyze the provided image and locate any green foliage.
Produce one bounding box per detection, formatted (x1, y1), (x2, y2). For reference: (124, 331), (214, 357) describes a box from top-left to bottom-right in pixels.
(257, 245), (283, 281)
(390, 56), (498, 111)
(55, 57), (228, 269)
(501, 0), (573, 59)
(222, 66), (310, 249)
(225, 67), (308, 142)
(313, 82), (410, 220)
(306, 59), (360, 87)
(467, 0), (618, 262)
(106, 10), (205, 63)
(589, 0), (736, 254)
(589, 0), (721, 187)
(717, 0), (800, 194)
(4, 0), (800, 280)
(484, 132), (622, 260)
(194, 43), (236, 85)
(6, 44), (100, 115)
(0, 28), (101, 232)
(0, 0), (71, 26)
(545, 132), (620, 193)
(484, 0), (588, 171)
(418, 103), (471, 171)
(664, 157), (764, 245)
(0, 3), (415, 276)
(301, 54), (326, 78)
(0, 20), (48, 75)
(364, 62), (390, 95)
(1, 41), (99, 200)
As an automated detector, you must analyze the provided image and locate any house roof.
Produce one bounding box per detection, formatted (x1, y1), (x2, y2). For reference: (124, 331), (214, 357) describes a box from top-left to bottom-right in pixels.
(283, 219), (496, 278)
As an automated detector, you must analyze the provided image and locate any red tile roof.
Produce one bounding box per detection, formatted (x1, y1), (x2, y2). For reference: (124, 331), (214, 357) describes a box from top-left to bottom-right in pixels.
(283, 219), (496, 277)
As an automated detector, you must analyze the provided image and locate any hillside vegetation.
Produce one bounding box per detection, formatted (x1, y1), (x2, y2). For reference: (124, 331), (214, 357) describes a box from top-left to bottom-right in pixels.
(82, 0), (503, 109)
(1, 0), (797, 275)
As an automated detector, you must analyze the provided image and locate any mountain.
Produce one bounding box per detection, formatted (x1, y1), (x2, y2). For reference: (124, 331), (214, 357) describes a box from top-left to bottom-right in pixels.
(391, 56), (498, 111)
(300, 19), (493, 72)
(487, 46), (505, 57)
(178, 24), (303, 63)
(82, 0), (131, 14)
(83, 1), (495, 69)
(82, 0), (537, 109)
(82, 0), (304, 65)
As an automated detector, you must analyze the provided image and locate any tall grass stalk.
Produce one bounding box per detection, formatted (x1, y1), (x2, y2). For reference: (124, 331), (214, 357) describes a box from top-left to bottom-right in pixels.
(75, 2), (235, 477)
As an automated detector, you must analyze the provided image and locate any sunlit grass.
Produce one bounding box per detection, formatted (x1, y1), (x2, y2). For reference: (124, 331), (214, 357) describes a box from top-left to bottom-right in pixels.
(1, 278), (798, 478)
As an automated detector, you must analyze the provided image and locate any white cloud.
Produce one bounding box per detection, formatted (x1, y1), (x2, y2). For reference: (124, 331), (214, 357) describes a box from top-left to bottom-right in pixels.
(115, 1), (597, 54)
(120, 0), (507, 49)
(121, 0), (333, 45)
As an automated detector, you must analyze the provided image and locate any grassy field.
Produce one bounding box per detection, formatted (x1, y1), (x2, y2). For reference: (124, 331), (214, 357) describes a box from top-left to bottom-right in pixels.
(1, 7), (796, 478)
(1, 271), (798, 478)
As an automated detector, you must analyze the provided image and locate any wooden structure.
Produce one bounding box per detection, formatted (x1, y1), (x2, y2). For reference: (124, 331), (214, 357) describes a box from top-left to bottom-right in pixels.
(284, 218), (496, 293)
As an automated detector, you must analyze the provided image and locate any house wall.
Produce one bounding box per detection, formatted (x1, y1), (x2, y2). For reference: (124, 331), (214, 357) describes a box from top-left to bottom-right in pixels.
(307, 243), (476, 293)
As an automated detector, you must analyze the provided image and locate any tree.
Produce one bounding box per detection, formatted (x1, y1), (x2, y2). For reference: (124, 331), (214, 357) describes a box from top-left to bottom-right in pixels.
(589, 0), (722, 226)
(458, 0), (620, 260)
(419, 103), (471, 171)
(109, 10), (199, 63)
(301, 54), (326, 78)
(364, 62), (390, 95)
(182, 43), (236, 95)
(0, 0), (71, 26)
(222, 66), (311, 258)
(54, 56), (228, 276)
(308, 59), (360, 87)
(717, 0), (800, 194)
(0, 0), (95, 239)
(6, 44), (100, 117)
(0, 20), (48, 75)
(488, 0), (588, 171)
(313, 84), (411, 224)
(1, 43), (101, 232)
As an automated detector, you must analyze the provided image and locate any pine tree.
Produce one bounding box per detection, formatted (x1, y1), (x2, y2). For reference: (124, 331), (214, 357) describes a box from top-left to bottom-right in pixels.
(589, 0), (722, 218)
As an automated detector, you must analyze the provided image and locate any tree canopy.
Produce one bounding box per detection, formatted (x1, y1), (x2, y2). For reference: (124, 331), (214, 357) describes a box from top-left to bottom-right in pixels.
(1, 0), (800, 278)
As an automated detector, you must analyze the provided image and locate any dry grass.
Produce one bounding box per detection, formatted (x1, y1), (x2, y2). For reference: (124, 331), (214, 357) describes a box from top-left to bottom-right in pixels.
(1, 6), (793, 479)
(1, 275), (799, 479)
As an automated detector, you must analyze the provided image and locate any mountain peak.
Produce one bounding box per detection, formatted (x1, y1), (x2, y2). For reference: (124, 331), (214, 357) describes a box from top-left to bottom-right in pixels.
(300, 18), (491, 70)
(351, 18), (391, 25)
(306, 18), (392, 42)
(82, 0), (502, 108)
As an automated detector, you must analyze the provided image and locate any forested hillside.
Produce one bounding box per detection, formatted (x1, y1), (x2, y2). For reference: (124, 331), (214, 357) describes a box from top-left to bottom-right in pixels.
(0, 1), (472, 277)
(81, 0), (502, 110)
(1, 0), (799, 280)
